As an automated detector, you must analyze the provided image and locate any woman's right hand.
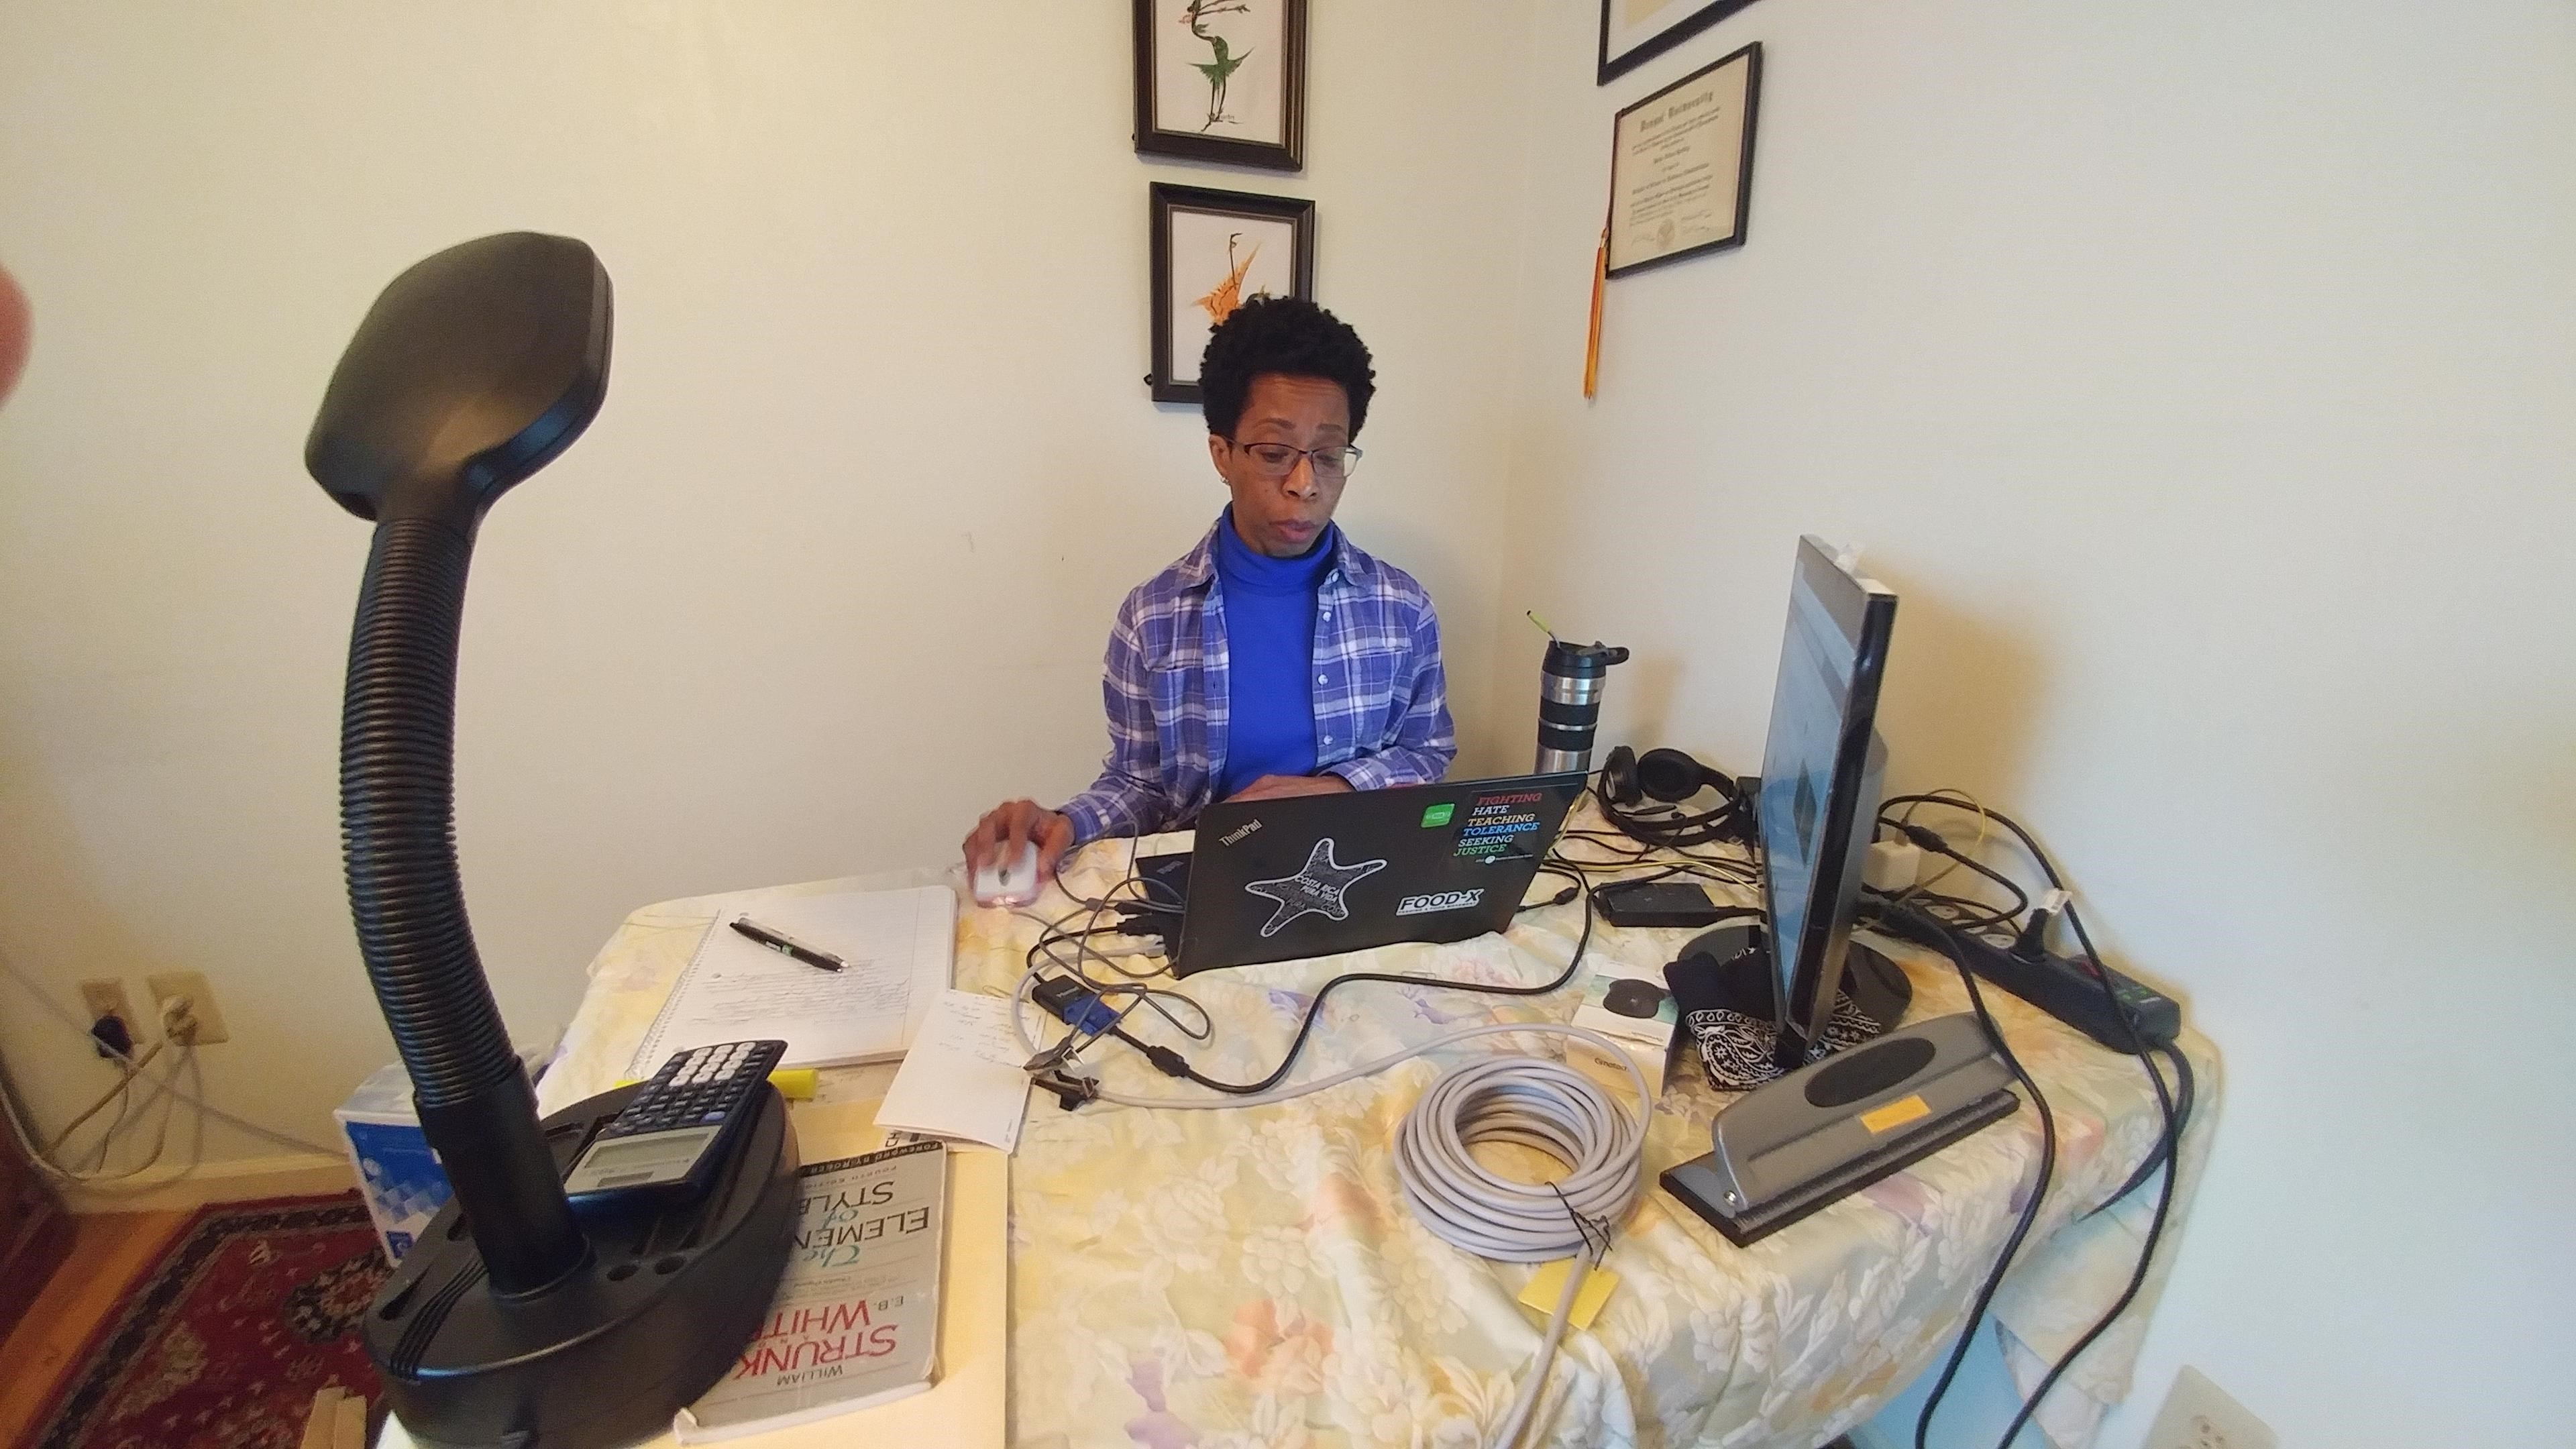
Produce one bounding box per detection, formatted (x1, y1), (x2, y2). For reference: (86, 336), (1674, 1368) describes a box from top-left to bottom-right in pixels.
(961, 800), (1074, 877)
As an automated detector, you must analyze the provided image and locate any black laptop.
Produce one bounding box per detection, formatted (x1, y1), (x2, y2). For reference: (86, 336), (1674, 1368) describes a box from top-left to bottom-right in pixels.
(1133, 773), (1587, 976)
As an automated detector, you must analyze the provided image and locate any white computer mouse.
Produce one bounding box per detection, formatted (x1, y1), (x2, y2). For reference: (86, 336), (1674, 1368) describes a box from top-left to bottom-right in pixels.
(971, 841), (1040, 908)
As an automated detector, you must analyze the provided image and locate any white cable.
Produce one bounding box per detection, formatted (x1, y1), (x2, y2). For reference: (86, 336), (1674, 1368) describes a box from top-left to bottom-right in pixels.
(0, 948), (343, 1159)
(1394, 1046), (1646, 1449)
(40, 1039), (165, 1155)
(1018, 1006), (1650, 1449)
(1012, 850), (1651, 1446)
(80, 1042), (199, 1187)
(7, 1040), (201, 1189)
(83, 1074), (135, 1172)
(1395, 1051), (1643, 1261)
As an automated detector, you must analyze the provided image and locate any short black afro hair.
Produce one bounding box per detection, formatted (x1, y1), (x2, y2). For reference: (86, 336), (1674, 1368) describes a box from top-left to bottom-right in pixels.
(1199, 296), (1377, 440)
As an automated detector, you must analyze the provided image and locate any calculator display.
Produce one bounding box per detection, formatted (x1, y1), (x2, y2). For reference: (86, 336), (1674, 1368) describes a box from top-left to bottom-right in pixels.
(562, 1039), (788, 1206)
(566, 1126), (720, 1192)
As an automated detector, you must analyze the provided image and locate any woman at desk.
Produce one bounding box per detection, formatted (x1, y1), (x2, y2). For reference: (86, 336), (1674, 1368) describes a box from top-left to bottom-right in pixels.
(963, 298), (1456, 875)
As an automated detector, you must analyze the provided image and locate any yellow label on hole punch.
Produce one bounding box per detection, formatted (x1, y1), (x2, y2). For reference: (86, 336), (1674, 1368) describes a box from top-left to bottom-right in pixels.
(1860, 1093), (1931, 1134)
(1517, 1260), (1619, 1330)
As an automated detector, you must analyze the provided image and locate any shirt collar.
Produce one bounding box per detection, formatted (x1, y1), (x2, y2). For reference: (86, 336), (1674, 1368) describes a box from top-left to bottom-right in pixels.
(1177, 513), (1375, 592)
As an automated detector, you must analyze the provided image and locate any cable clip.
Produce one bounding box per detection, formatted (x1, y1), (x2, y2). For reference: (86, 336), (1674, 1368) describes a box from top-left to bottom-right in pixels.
(1549, 1183), (1615, 1265)
(1022, 1036), (1084, 1074)
(1031, 1065), (1100, 1112)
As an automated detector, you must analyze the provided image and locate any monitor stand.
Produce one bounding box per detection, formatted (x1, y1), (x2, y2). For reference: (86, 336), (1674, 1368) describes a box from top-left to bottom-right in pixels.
(1674, 923), (1913, 1073)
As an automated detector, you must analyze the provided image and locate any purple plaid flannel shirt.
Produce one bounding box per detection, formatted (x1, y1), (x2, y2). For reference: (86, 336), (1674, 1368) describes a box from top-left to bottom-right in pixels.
(1059, 518), (1458, 845)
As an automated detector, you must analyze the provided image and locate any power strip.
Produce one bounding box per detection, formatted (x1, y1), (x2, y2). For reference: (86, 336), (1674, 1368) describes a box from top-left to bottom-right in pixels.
(1869, 902), (2180, 1051)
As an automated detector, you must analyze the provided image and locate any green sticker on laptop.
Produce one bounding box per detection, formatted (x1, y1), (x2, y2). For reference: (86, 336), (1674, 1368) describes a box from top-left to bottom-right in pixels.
(1420, 802), (1456, 827)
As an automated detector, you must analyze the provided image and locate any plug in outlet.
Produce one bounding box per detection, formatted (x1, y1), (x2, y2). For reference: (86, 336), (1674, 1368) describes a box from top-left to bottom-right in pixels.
(146, 971), (229, 1045)
(78, 979), (137, 1054)
(2144, 1366), (2276, 1449)
(1863, 839), (1921, 893)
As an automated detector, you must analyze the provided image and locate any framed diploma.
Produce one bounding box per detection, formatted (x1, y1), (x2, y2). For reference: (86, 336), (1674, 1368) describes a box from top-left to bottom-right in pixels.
(1134, 0), (1307, 172)
(1606, 42), (1762, 278)
(1598, 0), (1762, 87)
(1148, 183), (1316, 404)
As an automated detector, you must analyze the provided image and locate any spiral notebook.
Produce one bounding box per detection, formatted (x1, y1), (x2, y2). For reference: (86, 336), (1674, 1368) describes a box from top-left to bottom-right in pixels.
(630, 885), (956, 1076)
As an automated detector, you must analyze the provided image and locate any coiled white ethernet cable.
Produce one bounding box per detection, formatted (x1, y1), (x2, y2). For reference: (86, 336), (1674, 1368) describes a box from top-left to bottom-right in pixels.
(1394, 1044), (1646, 1449)
(1017, 1006), (1652, 1449)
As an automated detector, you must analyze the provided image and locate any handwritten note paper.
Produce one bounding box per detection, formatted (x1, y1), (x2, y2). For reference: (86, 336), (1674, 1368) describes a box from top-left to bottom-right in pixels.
(629, 885), (955, 1076)
(873, 991), (1033, 1155)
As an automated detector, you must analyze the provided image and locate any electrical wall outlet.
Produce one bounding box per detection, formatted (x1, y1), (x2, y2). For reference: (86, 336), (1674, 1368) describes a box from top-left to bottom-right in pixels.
(146, 969), (230, 1045)
(2144, 1366), (2277, 1449)
(78, 978), (136, 1046)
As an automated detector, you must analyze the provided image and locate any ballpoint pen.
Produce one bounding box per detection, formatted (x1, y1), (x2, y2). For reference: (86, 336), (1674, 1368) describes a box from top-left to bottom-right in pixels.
(728, 917), (845, 973)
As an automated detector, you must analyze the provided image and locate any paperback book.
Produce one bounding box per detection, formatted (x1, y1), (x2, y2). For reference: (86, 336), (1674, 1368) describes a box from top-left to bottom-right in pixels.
(674, 1139), (947, 1442)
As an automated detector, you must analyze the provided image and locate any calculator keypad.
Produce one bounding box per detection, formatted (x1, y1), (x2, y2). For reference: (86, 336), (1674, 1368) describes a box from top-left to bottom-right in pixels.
(600, 1040), (786, 1140)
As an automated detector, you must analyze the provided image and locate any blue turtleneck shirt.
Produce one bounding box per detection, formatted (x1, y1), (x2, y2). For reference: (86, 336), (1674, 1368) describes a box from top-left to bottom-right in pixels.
(1212, 508), (1332, 798)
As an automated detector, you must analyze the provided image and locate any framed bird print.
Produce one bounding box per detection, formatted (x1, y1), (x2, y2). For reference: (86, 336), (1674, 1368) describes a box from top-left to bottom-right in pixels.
(1147, 184), (1316, 404)
(1133, 0), (1307, 172)
(1598, 0), (1762, 86)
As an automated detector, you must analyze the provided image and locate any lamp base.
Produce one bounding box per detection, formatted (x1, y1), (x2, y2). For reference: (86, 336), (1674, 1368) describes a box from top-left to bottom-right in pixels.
(367, 1081), (799, 1448)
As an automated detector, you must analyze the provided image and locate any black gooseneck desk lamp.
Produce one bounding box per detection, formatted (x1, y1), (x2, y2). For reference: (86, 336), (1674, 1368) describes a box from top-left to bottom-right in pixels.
(307, 233), (798, 1448)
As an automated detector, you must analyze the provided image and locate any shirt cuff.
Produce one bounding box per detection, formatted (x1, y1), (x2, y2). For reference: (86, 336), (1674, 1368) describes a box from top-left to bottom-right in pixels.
(1322, 755), (1399, 793)
(1059, 797), (1114, 847)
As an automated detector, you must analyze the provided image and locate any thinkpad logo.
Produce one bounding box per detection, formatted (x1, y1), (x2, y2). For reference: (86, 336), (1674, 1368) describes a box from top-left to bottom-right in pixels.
(1396, 889), (1485, 917)
(1220, 819), (1262, 846)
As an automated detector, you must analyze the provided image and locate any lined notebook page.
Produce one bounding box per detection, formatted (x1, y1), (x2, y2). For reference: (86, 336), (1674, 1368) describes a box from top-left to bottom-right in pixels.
(631, 885), (955, 1075)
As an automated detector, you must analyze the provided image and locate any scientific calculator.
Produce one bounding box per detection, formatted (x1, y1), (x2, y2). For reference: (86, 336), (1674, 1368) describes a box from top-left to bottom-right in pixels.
(563, 1039), (788, 1206)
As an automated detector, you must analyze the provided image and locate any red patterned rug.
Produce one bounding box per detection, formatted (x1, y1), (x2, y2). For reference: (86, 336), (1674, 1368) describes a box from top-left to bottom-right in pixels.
(32, 1193), (388, 1449)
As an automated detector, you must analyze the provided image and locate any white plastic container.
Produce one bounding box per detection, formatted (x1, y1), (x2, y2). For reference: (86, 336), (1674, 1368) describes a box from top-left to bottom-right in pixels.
(333, 1041), (555, 1265)
(333, 1063), (451, 1265)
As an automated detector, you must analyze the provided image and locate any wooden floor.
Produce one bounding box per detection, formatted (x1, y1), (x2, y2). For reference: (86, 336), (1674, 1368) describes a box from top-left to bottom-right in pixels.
(0, 1210), (188, 1449)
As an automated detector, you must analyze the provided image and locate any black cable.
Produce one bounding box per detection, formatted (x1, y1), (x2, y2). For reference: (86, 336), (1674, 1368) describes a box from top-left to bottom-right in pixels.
(1075, 783), (1728, 1095)
(1595, 778), (1752, 853)
(1888, 794), (2192, 1449)
(1585, 761), (1762, 857)
(1023, 920), (1213, 1042)
(1562, 812), (1756, 865)
(1982, 906), (2188, 1449)
(1902, 888), (2025, 935)
(1021, 843), (1220, 1051)
(1913, 921), (2059, 1449)
(1169, 863), (1597, 1095)
(1985, 1061), (2186, 1448)
(2085, 1032), (2193, 1216)
(1553, 812), (1759, 890)
(1049, 840), (1185, 915)
(1878, 797), (2057, 916)
(1880, 816), (2033, 925)
(1517, 884), (1579, 913)
(1591, 804), (1753, 857)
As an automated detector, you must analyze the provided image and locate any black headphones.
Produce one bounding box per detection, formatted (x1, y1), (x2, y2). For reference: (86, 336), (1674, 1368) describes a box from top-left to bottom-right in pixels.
(1599, 745), (1749, 848)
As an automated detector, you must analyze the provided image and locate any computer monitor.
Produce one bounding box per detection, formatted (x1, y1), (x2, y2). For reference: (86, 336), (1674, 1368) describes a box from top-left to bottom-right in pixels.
(1756, 535), (1897, 1070)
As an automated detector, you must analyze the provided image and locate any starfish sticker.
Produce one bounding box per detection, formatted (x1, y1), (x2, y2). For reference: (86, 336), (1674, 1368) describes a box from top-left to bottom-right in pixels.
(1243, 839), (1389, 938)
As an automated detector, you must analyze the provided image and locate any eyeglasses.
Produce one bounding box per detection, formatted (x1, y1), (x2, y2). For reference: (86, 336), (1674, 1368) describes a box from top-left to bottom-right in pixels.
(1229, 439), (1364, 480)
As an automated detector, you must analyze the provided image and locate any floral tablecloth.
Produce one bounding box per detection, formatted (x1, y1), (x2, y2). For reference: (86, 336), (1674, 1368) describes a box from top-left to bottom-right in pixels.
(538, 822), (2217, 1449)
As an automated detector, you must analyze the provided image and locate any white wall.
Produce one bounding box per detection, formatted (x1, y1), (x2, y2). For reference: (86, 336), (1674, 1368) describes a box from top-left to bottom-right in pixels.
(0, 3), (1529, 1167)
(1489, 2), (2575, 1446)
